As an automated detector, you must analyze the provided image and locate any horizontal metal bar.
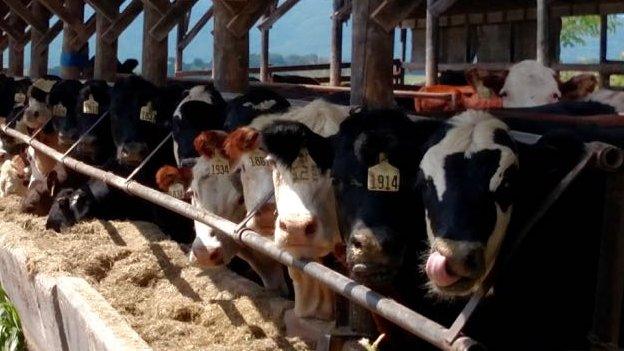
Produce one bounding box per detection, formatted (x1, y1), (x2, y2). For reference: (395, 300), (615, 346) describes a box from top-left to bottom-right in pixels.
(0, 123), (477, 351)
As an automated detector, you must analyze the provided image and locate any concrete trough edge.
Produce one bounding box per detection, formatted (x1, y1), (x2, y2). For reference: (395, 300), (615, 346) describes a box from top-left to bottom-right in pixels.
(0, 239), (152, 351)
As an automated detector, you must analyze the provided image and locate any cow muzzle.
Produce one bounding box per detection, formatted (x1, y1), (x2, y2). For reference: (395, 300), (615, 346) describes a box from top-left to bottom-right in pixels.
(425, 240), (485, 295)
(117, 142), (148, 166)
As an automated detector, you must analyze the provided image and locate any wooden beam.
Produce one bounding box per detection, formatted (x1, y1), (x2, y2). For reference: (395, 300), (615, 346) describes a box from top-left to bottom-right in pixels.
(350, 0), (395, 108)
(330, 0), (344, 86)
(35, 18), (62, 51)
(94, 1), (119, 81)
(84, 0), (119, 21)
(7, 12), (25, 76)
(599, 14), (608, 87)
(0, 16), (24, 40)
(69, 13), (96, 49)
(142, 0), (169, 86)
(141, 0), (168, 15)
(30, 0), (50, 78)
(428, 0), (459, 17)
(257, 0), (300, 30)
(220, 0), (247, 15)
(332, 0), (351, 23)
(175, 9), (190, 73)
(425, 0), (439, 86)
(536, 0), (548, 64)
(259, 1), (276, 82)
(150, 0), (199, 42)
(60, 0), (85, 79)
(38, 0), (89, 43)
(226, 0), (273, 38)
(3, 0), (46, 32)
(177, 6), (213, 50)
(102, 0), (143, 43)
(371, 0), (423, 32)
(214, 0), (249, 92)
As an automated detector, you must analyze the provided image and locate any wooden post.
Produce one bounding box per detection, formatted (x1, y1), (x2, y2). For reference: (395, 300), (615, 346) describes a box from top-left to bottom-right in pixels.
(175, 10), (190, 74)
(142, 0), (169, 86)
(536, 0), (549, 65)
(61, 0), (85, 79)
(259, 2), (275, 83)
(30, 1), (50, 78)
(400, 27), (407, 63)
(329, 0), (344, 87)
(350, 0), (394, 108)
(425, 0), (438, 86)
(213, 0), (249, 93)
(599, 14), (609, 88)
(94, 2), (119, 82)
(7, 13), (25, 77)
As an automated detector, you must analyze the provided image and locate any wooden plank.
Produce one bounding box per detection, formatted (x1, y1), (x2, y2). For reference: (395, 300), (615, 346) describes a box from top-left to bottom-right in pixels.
(3, 0), (46, 32)
(84, 0), (119, 21)
(38, 0), (88, 43)
(0, 16), (24, 40)
(94, 2), (119, 81)
(330, 0), (344, 86)
(226, 0), (273, 38)
(425, 0), (439, 86)
(141, 0), (168, 15)
(371, 0), (423, 32)
(35, 18), (62, 50)
(214, 0), (249, 92)
(61, 0), (85, 79)
(142, 0), (169, 86)
(175, 9), (190, 73)
(599, 14), (609, 88)
(257, 0), (300, 30)
(102, 0), (143, 43)
(429, 0), (458, 16)
(69, 13), (96, 50)
(30, 0), (50, 78)
(332, 0), (351, 22)
(178, 6), (213, 50)
(150, 0), (199, 42)
(259, 1), (276, 82)
(7, 12), (25, 76)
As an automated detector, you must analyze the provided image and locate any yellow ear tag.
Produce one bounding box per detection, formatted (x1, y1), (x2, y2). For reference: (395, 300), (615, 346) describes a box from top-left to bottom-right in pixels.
(291, 149), (320, 183)
(140, 102), (157, 123)
(248, 149), (268, 168)
(83, 95), (99, 114)
(14, 93), (26, 106)
(33, 79), (56, 93)
(207, 153), (230, 176)
(367, 153), (399, 192)
(53, 103), (67, 117)
(167, 182), (185, 199)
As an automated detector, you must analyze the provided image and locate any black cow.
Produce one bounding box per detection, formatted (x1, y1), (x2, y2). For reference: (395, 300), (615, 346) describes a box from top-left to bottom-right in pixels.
(72, 80), (114, 165)
(47, 79), (84, 148)
(271, 74), (321, 85)
(223, 86), (290, 131)
(172, 84), (227, 168)
(0, 75), (31, 157)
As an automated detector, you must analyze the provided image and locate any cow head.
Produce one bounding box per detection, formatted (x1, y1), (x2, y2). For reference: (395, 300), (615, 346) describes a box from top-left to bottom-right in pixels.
(23, 78), (60, 130)
(332, 109), (425, 291)
(419, 110), (518, 297)
(73, 80), (113, 163)
(110, 76), (182, 167)
(172, 85), (226, 168)
(188, 131), (245, 267)
(47, 80), (84, 149)
(500, 60), (560, 107)
(20, 170), (60, 215)
(559, 73), (598, 101)
(261, 121), (340, 259)
(223, 86), (291, 132)
(45, 180), (109, 232)
(155, 165), (192, 201)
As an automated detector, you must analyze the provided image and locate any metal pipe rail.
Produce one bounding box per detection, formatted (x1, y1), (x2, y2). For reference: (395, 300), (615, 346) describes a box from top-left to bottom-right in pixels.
(0, 123), (479, 351)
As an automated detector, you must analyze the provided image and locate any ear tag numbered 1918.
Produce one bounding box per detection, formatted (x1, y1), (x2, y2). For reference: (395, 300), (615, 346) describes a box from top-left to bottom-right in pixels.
(291, 149), (320, 183)
(367, 153), (399, 192)
(83, 95), (99, 114)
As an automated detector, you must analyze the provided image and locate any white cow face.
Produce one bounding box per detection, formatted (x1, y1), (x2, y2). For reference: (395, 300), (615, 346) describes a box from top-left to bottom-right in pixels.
(188, 131), (245, 268)
(419, 110), (518, 297)
(262, 121), (341, 259)
(500, 60), (561, 108)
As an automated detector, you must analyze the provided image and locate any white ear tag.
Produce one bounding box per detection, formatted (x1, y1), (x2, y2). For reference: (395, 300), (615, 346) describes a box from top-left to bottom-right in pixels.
(53, 103), (67, 117)
(248, 149), (268, 168)
(168, 182), (185, 199)
(207, 153), (230, 176)
(291, 149), (320, 183)
(367, 153), (399, 192)
(83, 95), (99, 114)
(14, 93), (26, 106)
(140, 102), (157, 123)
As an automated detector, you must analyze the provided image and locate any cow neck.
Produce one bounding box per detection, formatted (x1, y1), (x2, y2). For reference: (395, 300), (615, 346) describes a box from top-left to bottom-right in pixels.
(287, 264), (335, 321)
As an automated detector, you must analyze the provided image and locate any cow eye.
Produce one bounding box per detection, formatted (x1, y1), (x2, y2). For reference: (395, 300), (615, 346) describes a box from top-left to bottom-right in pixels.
(500, 91), (508, 98)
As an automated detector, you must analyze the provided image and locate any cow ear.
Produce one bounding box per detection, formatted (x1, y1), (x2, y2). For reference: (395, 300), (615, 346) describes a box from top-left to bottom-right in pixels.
(155, 165), (179, 191)
(224, 127), (260, 160)
(193, 131), (228, 158)
(181, 89), (190, 100)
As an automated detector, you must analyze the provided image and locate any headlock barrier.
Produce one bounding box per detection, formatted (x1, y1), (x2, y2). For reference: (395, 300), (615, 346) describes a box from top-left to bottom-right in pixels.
(2, 107), (624, 351)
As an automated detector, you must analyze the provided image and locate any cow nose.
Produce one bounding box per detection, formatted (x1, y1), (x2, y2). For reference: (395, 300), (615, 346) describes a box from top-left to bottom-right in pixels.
(120, 142), (148, 162)
(445, 247), (485, 279)
(278, 215), (317, 238)
(189, 245), (225, 267)
(58, 131), (76, 146)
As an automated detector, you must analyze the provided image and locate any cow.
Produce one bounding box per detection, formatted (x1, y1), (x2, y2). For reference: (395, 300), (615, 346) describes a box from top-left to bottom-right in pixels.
(586, 88), (624, 113)
(261, 121), (341, 320)
(172, 84), (227, 168)
(0, 76), (32, 159)
(223, 86), (291, 132)
(47, 79), (84, 150)
(559, 73), (598, 101)
(21, 170), (61, 216)
(155, 165), (193, 201)
(271, 74), (321, 85)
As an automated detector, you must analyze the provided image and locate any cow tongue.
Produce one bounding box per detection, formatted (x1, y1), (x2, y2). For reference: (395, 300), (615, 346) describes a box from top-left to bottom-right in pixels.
(425, 251), (461, 287)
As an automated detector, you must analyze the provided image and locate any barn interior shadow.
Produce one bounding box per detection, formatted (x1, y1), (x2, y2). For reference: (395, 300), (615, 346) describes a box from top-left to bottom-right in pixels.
(98, 220), (127, 246)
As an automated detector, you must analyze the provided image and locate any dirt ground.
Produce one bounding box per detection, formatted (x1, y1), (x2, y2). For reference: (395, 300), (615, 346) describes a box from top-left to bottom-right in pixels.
(0, 195), (310, 351)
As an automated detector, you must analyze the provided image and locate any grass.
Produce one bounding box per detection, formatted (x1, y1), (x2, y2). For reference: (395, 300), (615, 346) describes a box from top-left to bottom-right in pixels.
(0, 286), (24, 351)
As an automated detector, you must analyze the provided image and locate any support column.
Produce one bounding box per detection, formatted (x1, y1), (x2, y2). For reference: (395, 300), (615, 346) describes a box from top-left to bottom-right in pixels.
(94, 3), (119, 82)
(329, 0), (344, 87)
(61, 0), (85, 79)
(8, 14), (25, 77)
(425, 0), (438, 86)
(536, 0), (549, 65)
(599, 14), (609, 88)
(175, 10), (191, 74)
(142, 0), (168, 86)
(350, 0), (394, 108)
(213, 0), (249, 93)
(30, 1), (50, 78)
(260, 27), (270, 82)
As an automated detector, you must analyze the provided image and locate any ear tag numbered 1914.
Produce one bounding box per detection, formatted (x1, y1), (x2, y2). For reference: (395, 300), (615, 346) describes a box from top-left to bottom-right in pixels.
(367, 153), (399, 192)
(292, 149), (320, 183)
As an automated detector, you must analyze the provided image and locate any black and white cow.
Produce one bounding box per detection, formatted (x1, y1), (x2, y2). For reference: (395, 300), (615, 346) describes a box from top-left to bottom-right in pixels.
(223, 86), (291, 132)
(47, 79), (84, 149)
(0, 75), (31, 160)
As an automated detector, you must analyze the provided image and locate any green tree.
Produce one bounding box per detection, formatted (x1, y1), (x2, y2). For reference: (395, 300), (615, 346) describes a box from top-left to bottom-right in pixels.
(560, 15), (621, 47)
